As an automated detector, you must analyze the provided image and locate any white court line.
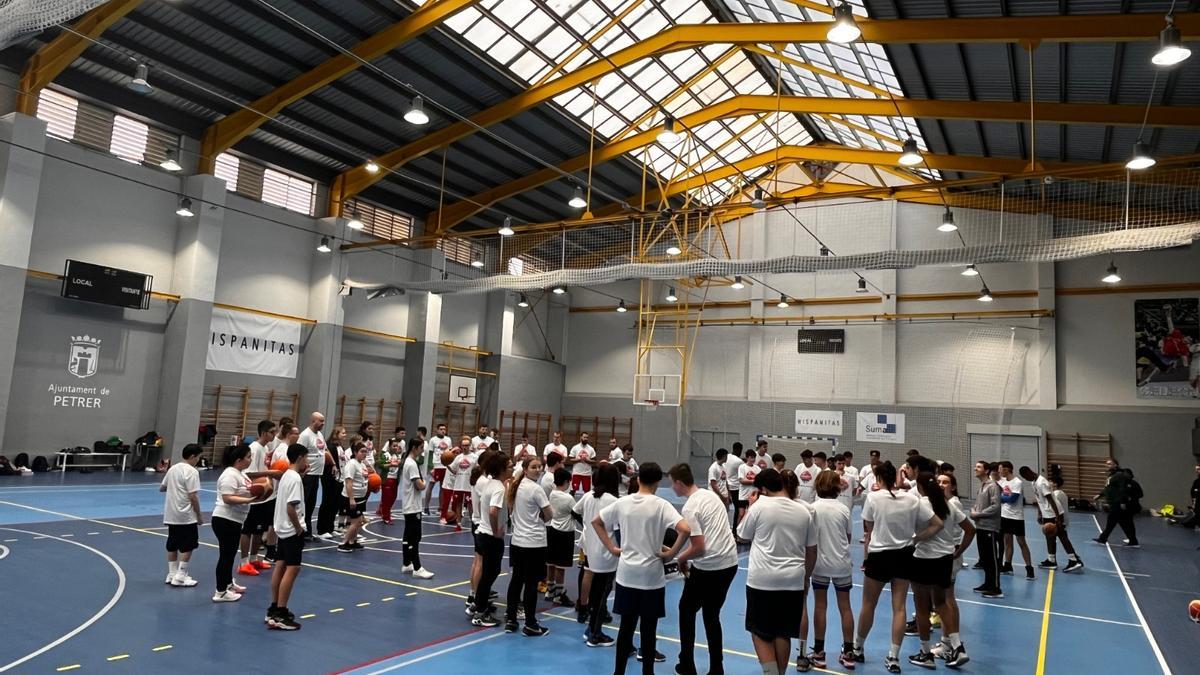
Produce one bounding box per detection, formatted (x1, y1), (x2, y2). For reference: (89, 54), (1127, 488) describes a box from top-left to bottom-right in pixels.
(0, 527), (126, 673)
(365, 632), (504, 674)
(1092, 515), (1172, 674)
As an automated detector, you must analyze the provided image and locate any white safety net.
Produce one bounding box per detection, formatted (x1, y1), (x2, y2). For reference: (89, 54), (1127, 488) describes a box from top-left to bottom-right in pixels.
(0, 0), (106, 48)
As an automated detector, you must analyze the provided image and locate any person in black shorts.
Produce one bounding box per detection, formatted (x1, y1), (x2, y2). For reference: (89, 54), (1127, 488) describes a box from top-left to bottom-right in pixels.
(161, 444), (204, 588)
(267, 444), (309, 630)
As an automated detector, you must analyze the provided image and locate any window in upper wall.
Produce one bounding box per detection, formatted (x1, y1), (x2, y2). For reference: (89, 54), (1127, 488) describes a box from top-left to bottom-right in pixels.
(344, 199), (413, 242)
(35, 88), (178, 169)
(213, 151), (316, 216)
(214, 153), (240, 191)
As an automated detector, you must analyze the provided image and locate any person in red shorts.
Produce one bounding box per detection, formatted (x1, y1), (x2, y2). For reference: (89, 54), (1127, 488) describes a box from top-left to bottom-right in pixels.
(568, 432), (597, 494)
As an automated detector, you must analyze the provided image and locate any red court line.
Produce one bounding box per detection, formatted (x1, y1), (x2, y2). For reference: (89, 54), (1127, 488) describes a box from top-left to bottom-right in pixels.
(330, 626), (486, 674)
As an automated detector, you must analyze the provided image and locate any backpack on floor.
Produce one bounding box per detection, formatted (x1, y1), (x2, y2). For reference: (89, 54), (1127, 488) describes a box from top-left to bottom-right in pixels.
(31, 455), (50, 472)
(13, 452), (29, 468)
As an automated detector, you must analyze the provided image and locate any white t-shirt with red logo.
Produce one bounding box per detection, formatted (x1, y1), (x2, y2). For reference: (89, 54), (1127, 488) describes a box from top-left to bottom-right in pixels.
(794, 462), (818, 503)
(297, 427), (326, 476)
(452, 450), (478, 492)
(471, 435), (495, 453)
(570, 443), (594, 476)
(543, 442), (567, 460)
(738, 462), (761, 499)
(754, 451), (770, 469)
(707, 460), (729, 499)
(836, 471), (858, 510)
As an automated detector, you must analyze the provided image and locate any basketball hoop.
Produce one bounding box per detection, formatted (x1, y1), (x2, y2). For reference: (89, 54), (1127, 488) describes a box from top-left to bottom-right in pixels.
(643, 400), (660, 411)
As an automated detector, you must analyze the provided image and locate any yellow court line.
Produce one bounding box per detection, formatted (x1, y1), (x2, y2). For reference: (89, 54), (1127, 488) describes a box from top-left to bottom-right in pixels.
(382, 596), (396, 601)
(151, 645), (172, 652)
(329, 608), (345, 613)
(106, 654), (129, 661)
(55, 665), (80, 672)
(1036, 569), (1056, 675)
(300, 614), (317, 619)
(356, 602), (371, 607)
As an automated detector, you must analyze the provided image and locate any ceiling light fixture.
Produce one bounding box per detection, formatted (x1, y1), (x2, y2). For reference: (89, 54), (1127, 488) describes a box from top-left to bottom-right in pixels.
(666, 286), (678, 302)
(827, 2), (862, 44)
(317, 236), (332, 253)
(1125, 140), (1156, 170)
(751, 188), (766, 209)
(470, 259), (485, 268)
(857, 277), (868, 293)
(819, 245), (831, 257)
(616, 300), (628, 313)
(159, 148), (181, 172)
(898, 137), (922, 166)
(365, 160), (380, 174)
(1102, 262), (1122, 284)
(938, 208), (958, 232)
(731, 276), (745, 290)
(657, 115), (682, 145)
(346, 209), (364, 231)
(498, 217), (515, 237)
(551, 286), (566, 295)
(978, 285), (994, 302)
(127, 62), (152, 94)
(961, 264), (979, 277)
(1152, 15), (1192, 67)
(665, 239), (682, 256)
(568, 186), (587, 209)
(175, 196), (194, 218)
(777, 294), (790, 309)
(517, 293), (530, 308)
(404, 96), (429, 125)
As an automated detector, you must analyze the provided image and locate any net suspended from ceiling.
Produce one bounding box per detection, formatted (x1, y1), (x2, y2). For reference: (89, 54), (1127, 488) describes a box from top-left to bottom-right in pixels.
(0, 0), (107, 48)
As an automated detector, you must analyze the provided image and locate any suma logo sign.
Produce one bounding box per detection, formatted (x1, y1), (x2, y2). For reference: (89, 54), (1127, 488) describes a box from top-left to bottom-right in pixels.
(67, 335), (101, 379)
(856, 412), (905, 444)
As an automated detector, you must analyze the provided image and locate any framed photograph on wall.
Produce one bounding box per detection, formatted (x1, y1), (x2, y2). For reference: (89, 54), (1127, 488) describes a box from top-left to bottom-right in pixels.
(1134, 298), (1199, 400)
(449, 374), (477, 404)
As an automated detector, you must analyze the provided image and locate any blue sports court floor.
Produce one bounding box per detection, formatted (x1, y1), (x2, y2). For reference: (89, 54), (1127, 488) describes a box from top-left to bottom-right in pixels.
(0, 472), (1192, 674)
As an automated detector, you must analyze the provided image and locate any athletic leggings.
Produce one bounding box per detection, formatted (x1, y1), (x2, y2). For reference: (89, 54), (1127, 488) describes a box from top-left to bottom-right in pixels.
(317, 466), (340, 535)
(506, 545), (547, 626)
(615, 612), (658, 675)
(976, 529), (1003, 591)
(474, 534), (505, 613)
(1099, 505), (1138, 544)
(402, 513), (423, 570)
(212, 516), (242, 593)
(302, 474), (320, 535)
(678, 565), (738, 674)
(587, 570), (615, 638)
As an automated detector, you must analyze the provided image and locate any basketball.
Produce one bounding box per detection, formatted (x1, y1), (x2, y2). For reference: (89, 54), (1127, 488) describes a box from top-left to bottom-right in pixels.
(1042, 521), (1057, 536)
(325, 450), (334, 465)
(367, 473), (382, 493)
(271, 458), (289, 471)
(1189, 599), (1200, 623)
(441, 450), (457, 467)
(249, 477), (270, 497)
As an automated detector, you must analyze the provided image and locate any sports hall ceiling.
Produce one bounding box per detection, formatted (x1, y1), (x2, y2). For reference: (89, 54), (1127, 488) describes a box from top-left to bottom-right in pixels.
(2, 0), (1198, 239)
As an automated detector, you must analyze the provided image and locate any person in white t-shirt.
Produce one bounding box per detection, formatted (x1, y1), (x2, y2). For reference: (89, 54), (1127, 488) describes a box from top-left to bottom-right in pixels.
(267, 416), (293, 456)
(568, 433), (597, 494)
(806, 470), (856, 671)
(544, 468), (576, 605)
(608, 437), (625, 462)
(908, 471), (975, 669)
(400, 438), (435, 579)
(266, 444), (309, 631)
(833, 455), (859, 514)
(449, 436), (476, 532)
(753, 440), (770, 469)
(470, 424), (496, 453)
(513, 434), (537, 466)
(725, 443), (745, 521)
(575, 463), (621, 645)
(707, 449), (731, 506)
(296, 412), (327, 538)
(997, 461), (1034, 579)
(212, 444), (265, 603)
(240, 420), (278, 575)
(842, 450), (859, 480)
(670, 463), (738, 675)
(503, 456), (553, 636)
(736, 447), (761, 529)
(794, 450), (818, 503)
(543, 430), (568, 461)
(593, 463), (690, 674)
(375, 437), (404, 525)
(160, 443), (204, 588)
(337, 443), (370, 552)
(855, 461), (942, 671)
(427, 424), (453, 515)
(1020, 466), (1082, 573)
(737, 468), (817, 675)
(470, 452), (510, 627)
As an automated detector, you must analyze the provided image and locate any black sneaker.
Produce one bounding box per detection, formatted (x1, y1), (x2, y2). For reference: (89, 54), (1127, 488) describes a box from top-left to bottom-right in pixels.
(674, 663), (697, 675)
(522, 624), (549, 637)
(971, 561), (983, 569)
(586, 633), (615, 648)
(553, 592), (573, 607)
(1091, 537), (1107, 545)
(1063, 559), (1084, 573)
(972, 583), (988, 594)
(1037, 558), (1057, 568)
(1121, 541), (1140, 548)
(350, 542), (365, 550)
(852, 647), (865, 663)
(908, 651), (936, 669)
(883, 656), (901, 673)
(336, 544), (353, 553)
(1025, 566), (1035, 580)
(904, 619), (918, 636)
(504, 619), (518, 633)
(636, 649), (666, 663)
(1000, 563), (1014, 575)
(945, 644), (970, 669)
(982, 589), (1005, 599)
(269, 613), (301, 630)
(577, 606), (590, 624)
(472, 612), (499, 628)
(795, 654), (812, 672)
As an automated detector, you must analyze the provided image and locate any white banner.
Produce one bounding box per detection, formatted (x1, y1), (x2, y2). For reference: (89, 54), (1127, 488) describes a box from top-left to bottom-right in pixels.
(206, 307), (300, 378)
(794, 410), (843, 436)
(856, 412), (906, 444)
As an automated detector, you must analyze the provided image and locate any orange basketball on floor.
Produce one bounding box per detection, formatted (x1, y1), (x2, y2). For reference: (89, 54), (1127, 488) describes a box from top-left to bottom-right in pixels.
(441, 450), (457, 467)
(249, 477), (270, 497)
(367, 473), (382, 493)
(1189, 599), (1200, 623)
(1042, 522), (1057, 536)
(271, 458), (290, 472)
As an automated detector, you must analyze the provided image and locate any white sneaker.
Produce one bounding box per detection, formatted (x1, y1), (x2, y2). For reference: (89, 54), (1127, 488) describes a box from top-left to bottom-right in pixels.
(315, 532), (334, 541)
(165, 573), (175, 584)
(170, 574), (198, 587)
(228, 581), (247, 593)
(412, 568), (435, 579)
(401, 564), (415, 574)
(212, 590), (242, 602)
